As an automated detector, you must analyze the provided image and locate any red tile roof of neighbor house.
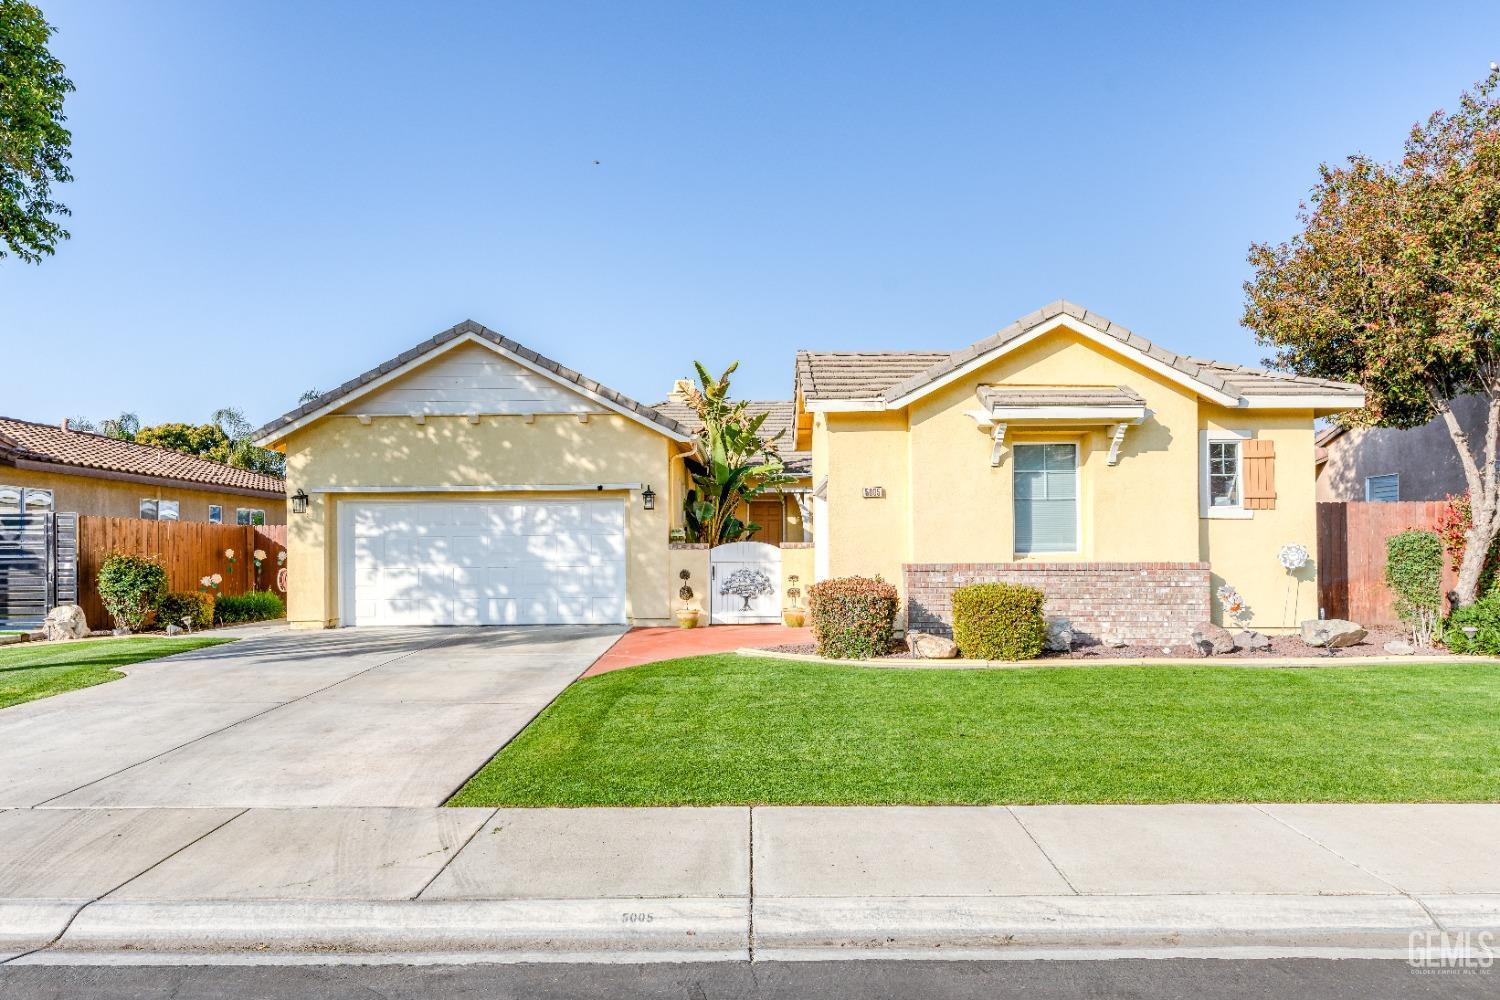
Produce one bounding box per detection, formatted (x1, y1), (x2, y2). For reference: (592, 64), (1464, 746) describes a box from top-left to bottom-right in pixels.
(0, 417), (285, 496)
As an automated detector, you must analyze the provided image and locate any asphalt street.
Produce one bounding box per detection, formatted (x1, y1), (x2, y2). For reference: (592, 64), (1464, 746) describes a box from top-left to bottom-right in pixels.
(0, 960), (1493, 999)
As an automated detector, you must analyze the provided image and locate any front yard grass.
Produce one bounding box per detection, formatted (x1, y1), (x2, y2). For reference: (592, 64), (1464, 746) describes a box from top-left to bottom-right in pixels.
(450, 654), (1500, 806)
(0, 636), (233, 710)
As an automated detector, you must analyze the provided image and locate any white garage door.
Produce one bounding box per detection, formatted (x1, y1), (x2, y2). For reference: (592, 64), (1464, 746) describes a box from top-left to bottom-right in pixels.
(341, 500), (626, 626)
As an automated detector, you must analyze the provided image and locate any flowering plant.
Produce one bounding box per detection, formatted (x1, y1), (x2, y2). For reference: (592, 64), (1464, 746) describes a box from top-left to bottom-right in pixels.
(199, 572), (223, 592)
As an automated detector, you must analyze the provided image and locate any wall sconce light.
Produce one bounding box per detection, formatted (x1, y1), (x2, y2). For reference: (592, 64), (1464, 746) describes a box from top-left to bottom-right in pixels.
(291, 489), (310, 515)
(642, 485), (656, 511)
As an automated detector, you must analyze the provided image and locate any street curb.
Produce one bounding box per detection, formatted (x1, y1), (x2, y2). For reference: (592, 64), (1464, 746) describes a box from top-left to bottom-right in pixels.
(752, 894), (1447, 961)
(733, 647), (1500, 669)
(0, 900), (82, 961)
(11, 898), (749, 965)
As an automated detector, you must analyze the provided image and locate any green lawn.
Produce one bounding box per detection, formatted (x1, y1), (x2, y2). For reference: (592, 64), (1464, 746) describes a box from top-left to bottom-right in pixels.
(0, 636), (233, 710)
(449, 654), (1500, 806)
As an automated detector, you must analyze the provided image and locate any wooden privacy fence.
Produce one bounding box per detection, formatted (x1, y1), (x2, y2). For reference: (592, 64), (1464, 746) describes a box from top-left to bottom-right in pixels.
(76, 517), (287, 628)
(1317, 501), (1457, 626)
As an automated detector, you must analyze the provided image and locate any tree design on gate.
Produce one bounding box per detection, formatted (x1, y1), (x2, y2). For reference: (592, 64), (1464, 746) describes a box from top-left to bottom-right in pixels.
(719, 568), (774, 611)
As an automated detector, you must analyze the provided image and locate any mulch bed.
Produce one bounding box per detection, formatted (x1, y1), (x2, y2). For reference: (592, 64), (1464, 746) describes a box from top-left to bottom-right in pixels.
(760, 624), (1442, 661)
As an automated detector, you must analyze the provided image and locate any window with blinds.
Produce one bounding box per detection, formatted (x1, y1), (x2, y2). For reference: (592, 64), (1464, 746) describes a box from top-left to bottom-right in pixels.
(1014, 443), (1077, 554)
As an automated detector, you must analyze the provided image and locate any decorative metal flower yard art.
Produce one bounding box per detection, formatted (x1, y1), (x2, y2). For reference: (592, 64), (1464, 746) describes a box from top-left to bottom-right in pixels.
(719, 567), (774, 611)
(1215, 583), (1253, 629)
(1278, 542), (1311, 625)
(252, 548), (268, 589)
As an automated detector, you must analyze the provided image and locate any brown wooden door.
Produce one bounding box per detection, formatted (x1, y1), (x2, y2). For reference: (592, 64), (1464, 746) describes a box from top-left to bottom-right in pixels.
(748, 500), (783, 546)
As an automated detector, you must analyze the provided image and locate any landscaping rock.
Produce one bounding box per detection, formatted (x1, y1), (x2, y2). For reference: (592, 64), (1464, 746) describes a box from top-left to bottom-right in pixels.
(1106, 638), (1127, 648)
(1233, 630), (1272, 651)
(1044, 617), (1074, 653)
(908, 632), (959, 659)
(1301, 619), (1367, 648)
(1383, 640), (1415, 656)
(42, 604), (89, 642)
(112, 627), (133, 637)
(1189, 622), (1236, 656)
(0, 633), (25, 647)
(164, 624), (184, 636)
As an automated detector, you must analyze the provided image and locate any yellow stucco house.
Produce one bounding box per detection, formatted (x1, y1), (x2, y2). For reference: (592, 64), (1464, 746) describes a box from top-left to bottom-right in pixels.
(253, 302), (1362, 639)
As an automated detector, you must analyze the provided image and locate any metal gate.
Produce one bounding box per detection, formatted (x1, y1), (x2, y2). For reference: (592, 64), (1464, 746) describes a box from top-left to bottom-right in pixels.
(0, 512), (78, 630)
(709, 541), (782, 624)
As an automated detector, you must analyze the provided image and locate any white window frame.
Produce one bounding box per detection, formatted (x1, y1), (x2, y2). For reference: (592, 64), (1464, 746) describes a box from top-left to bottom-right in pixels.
(0, 486), (19, 512)
(1200, 429), (1253, 519)
(1365, 474), (1399, 502)
(157, 499), (180, 521)
(140, 498), (158, 520)
(208, 504), (223, 524)
(20, 488), (53, 512)
(1012, 440), (1082, 556)
(237, 507), (266, 526)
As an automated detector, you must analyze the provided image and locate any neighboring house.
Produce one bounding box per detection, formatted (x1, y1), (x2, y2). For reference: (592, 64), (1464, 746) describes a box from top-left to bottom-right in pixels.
(253, 302), (1363, 638)
(652, 389), (812, 546)
(0, 417), (286, 524)
(1314, 395), (1482, 503)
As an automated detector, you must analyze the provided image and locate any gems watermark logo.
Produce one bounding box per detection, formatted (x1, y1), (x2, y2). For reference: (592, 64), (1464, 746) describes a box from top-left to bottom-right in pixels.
(1409, 931), (1494, 974)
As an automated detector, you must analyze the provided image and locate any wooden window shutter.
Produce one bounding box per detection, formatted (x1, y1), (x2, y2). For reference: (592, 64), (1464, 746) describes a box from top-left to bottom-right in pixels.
(1242, 438), (1276, 509)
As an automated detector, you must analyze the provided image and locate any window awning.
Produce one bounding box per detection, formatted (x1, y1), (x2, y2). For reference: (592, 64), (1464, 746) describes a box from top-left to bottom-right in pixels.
(967, 386), (1148, 467)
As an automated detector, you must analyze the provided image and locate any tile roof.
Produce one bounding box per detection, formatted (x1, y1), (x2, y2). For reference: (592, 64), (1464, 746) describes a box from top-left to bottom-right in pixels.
(795, 351), (952, 401)
(795, 302), (1364, 406)
(0, 417), (285, 495)
(892, 302), (1366, 404)
(652, 399), (812, 475)
(977, 385), (1146, 409)
(253, 320), (694, 444)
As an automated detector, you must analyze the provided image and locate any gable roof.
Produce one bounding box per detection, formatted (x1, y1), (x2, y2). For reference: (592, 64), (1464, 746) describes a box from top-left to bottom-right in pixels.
(796, 301), (1364, 410)
(795, 351), (951, 401)
(252, 320), (695, 446)
(0, 417), (285, 496)
(651, 399), (812, 476)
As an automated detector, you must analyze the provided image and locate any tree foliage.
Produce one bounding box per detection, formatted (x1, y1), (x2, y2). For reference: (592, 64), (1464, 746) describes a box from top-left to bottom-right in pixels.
(95, 407), (285, 476)
(0, 0), (74, 263)
(678, 361), (794, 545)
(1243, 67), (1500, 604)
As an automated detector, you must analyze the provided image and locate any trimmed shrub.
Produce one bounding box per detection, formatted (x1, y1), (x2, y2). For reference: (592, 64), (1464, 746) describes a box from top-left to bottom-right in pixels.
(809, 576), (899, 659)
(1385, 530), (1443, 648)
(156, 590), (214, 630)
(1442, 593), (1500, 655)
(213, 591), (286, 625)
(96, 552), (168, 632)
(950, 582), (1046, 660)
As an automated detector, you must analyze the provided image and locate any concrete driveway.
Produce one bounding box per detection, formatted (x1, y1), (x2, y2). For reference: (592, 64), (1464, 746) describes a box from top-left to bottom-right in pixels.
(0, 626), (622, 808)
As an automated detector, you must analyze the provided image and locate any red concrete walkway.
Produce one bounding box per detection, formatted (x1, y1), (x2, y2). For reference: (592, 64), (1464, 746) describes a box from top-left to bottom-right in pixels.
(582, 624), (812, 676)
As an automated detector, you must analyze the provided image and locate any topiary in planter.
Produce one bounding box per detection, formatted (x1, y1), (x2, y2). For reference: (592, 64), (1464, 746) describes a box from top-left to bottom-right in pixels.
(96, 552), (169, 633)
(950, 582), (1046, 660)
(808, 576), (899, 659)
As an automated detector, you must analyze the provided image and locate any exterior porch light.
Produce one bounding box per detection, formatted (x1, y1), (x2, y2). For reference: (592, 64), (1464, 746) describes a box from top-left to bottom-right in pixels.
(291, 489), (310, 515)
(641, 485), (656, 511)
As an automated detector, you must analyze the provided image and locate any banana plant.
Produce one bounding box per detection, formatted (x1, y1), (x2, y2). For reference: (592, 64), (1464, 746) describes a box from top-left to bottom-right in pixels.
(679, 361), (795, 545)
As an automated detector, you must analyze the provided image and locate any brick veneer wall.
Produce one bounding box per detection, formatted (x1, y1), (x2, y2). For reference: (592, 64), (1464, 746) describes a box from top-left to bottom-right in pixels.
(903, 562), (1212, 645)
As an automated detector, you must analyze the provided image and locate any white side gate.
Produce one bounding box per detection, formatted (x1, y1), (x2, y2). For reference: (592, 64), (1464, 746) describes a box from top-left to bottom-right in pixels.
(709, 541), (782, 624)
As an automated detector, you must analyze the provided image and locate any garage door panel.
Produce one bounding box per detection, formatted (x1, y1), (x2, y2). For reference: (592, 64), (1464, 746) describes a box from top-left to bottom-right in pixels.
(345, 500), (627, 626)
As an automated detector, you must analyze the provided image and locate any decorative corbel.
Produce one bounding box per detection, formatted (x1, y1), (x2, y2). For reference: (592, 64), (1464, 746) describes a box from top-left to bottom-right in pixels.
(990, 423), (1008, 467)
(1107, 423), (1128, 466)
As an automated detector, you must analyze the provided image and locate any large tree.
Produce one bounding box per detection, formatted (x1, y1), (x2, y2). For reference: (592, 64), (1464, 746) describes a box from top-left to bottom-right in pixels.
(1244, 66), (1500, 606)
(0, 0), (73, 263)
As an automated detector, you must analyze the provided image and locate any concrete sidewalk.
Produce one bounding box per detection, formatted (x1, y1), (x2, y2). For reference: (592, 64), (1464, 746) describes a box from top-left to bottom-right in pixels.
(0, 803), (1496, 965)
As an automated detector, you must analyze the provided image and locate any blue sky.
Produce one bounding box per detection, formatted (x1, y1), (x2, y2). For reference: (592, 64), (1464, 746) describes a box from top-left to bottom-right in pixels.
(3, 1), (1497, 428)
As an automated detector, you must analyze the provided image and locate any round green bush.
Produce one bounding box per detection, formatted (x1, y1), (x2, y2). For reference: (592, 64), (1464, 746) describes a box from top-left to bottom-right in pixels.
(950, 582), (1046, 660)
(809, 576), (899, 659)
(156, 590), (215, 630)
(96, 552), (168, 631)
(1442, 592), (1500, 654)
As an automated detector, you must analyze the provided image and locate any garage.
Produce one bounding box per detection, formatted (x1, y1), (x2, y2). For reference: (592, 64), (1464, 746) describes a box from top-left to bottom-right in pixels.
(339, 499), (627, 626)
